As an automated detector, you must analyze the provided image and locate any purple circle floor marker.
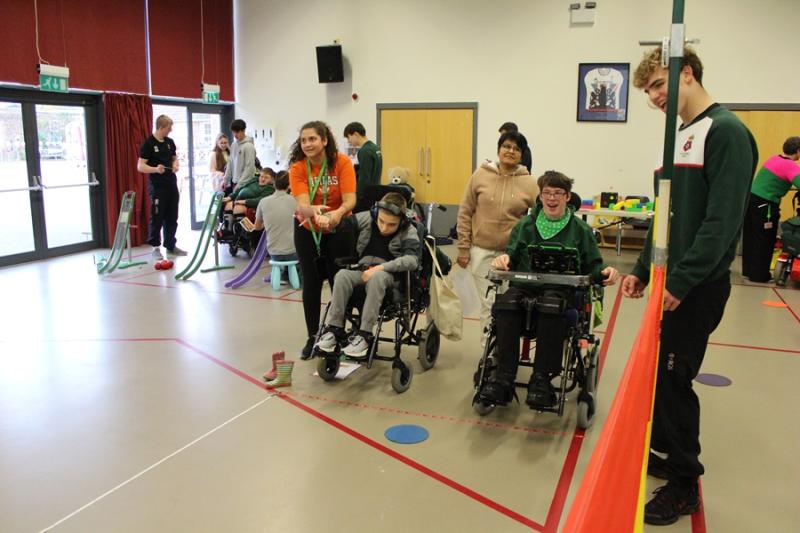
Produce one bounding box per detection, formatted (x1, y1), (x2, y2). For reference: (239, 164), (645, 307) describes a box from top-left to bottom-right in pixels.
(695, 373), (732, 387)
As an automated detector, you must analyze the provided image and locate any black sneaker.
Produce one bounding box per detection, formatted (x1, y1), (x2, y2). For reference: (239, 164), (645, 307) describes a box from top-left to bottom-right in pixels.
(526, 372), (556, 409)
(478, 379), (514, 406)
(644, 481), (700, 526)
(647, 451), (670, 480)
(299, 336), (315, 360)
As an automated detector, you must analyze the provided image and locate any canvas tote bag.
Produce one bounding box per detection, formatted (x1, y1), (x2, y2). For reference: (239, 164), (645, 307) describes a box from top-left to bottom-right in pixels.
(425, 240), (462, 341)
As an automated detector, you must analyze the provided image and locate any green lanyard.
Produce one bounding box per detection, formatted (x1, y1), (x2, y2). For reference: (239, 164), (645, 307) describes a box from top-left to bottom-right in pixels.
(306, 158), (329, 254)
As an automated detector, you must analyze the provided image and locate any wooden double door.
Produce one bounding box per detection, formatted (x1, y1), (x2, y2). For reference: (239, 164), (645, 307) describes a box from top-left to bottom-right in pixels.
(379, 107), (475, 204)
(733, 109), (800, 220)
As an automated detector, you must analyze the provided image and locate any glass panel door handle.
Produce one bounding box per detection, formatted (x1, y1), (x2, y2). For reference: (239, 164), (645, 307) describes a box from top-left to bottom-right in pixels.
(39, 172), (100, 190)
(0, 175), (43, 193)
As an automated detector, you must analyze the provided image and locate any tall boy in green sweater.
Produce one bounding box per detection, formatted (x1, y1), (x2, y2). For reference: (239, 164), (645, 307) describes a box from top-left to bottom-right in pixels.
(622, 47), (757, 526)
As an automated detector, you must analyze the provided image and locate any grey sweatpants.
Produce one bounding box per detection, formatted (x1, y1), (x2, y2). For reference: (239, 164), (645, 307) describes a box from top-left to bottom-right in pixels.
(326, 269), (395, 333)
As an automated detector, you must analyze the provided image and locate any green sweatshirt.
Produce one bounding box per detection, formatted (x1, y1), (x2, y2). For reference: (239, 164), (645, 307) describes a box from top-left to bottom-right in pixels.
(356, 140), (383, 199)
(506, 204), (606, 282)
(230, 181), (275, 208)
(632, 104), (758, 299)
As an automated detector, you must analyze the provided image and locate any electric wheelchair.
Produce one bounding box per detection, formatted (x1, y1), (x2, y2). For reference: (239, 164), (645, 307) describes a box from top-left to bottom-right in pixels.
(472, 244), (602, 429)
(215, 209), (258, 257)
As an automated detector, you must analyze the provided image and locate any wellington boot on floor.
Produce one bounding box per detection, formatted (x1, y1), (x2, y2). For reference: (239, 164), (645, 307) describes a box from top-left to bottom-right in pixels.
(265, 360), (294, 388)
(262, 351), (285, 381)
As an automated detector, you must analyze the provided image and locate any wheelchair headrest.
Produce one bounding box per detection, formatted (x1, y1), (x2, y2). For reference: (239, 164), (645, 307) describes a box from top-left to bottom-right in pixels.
(361, 184), (414, 207)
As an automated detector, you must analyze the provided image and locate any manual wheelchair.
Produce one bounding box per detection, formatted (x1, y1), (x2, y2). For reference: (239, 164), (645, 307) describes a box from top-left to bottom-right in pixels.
(472, 244), (602, 429)
(313, 231), (447, 393)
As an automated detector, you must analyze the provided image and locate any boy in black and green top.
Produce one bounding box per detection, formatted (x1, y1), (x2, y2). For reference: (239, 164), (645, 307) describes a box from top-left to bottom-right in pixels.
(480, 171), (618, 409)
(344, 122), (383, 211)
(624, 47), (757, 526)
(227, 168), (275, 210)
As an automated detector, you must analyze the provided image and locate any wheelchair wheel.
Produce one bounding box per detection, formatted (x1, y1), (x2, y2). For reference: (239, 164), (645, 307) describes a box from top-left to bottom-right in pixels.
(228, 244), (238, 256)
(391, 361), (413, 393)
(317, 356), (340, 381)
(417, 322), (440, 371)
(577, 392), (596, 429)
(473, 400), (495, 416)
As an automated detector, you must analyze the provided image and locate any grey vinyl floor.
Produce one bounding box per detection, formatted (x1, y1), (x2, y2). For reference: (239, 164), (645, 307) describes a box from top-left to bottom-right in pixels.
(1, 238), (798, 533)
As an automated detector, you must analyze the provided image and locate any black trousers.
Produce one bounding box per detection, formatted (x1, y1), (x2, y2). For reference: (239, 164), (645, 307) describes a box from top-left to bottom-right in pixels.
(147, 181), (179, 249)
(652, 275), (731, 483)
(741, 194), (779, 282)
(294, 221), (355, 337)
(494, 286), (568, 381)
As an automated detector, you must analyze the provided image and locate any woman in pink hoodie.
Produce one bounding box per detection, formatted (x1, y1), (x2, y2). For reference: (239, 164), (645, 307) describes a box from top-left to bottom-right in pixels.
(456, 131), (539, 344)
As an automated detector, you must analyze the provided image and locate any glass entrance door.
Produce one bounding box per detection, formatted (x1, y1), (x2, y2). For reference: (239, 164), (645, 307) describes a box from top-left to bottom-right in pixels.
(0, 102), (36, 257)
(188, 112), (222, 229)
(151, 104), (228, 231)
(36, 104), (97, 248)
(0, 94), (100, 267)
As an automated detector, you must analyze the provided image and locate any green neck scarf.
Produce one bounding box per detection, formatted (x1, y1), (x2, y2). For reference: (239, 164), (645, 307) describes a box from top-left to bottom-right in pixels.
(536, 208), (572, 240)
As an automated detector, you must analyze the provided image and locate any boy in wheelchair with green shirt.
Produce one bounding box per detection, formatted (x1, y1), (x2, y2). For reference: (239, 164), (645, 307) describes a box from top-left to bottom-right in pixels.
(479, 171), (619, 410)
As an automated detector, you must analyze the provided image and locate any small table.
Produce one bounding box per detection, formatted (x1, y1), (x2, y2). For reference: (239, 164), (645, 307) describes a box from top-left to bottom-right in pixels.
(577, 208), (654, 255)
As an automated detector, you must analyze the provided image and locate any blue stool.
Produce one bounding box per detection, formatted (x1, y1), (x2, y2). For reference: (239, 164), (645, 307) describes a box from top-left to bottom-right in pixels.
(269, 260), (301, 290)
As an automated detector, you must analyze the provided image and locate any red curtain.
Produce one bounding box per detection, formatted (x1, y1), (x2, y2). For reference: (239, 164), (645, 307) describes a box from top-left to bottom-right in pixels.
(0, 0), (148, 93)
(149, 0), (234, 100)
(104, 93), (153, 247)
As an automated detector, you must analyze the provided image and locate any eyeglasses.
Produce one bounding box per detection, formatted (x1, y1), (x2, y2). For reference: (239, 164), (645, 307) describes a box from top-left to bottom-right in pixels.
(500, 143), (521, 153)
(541, 190), (567, 199)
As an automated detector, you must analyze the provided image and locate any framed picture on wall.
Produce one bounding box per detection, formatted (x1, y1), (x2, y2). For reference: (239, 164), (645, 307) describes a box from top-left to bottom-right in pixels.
(577, 63), (630, 122)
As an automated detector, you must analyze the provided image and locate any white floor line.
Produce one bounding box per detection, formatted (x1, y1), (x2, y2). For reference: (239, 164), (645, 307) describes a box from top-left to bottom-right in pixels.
(39, 396), (275, 533)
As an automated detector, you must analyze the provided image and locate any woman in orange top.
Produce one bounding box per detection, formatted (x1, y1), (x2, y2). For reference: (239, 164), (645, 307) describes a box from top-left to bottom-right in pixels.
(289, 121), (357, 358)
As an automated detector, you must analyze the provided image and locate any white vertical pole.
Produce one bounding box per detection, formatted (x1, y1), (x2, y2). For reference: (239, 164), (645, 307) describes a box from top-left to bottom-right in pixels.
(652, 180), (671, 268)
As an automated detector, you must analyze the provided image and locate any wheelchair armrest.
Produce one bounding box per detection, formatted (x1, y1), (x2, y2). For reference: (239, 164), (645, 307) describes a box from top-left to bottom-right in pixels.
(334, 256), (363, 270)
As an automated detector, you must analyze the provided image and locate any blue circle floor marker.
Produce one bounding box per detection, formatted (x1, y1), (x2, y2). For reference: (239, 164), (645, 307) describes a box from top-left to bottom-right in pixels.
(385, 424), (429, 444)
(695, 373), (732, 387)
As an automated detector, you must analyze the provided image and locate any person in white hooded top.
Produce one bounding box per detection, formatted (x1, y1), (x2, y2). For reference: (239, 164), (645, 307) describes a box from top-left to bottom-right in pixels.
(223, 118), (257, 194)
(456, 131), (539, 344)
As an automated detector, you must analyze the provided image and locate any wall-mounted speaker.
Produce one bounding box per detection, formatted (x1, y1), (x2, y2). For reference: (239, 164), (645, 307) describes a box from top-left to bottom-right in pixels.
(316, 45), (344, 83)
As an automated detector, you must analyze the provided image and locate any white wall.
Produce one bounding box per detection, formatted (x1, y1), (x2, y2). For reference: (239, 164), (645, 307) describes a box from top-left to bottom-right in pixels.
(234, 0), (798, 198)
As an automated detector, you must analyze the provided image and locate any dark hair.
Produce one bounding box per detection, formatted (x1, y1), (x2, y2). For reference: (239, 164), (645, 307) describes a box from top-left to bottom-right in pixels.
(289, 121), (339, 169)
(274, 171), (289, 190)
(783, 136), (800, 155)
(498, 122), (518, 133)
(343, 122), (366, 137)
(634, 46), (704, 88)
(379, 191), (407, 213)
(537, 170), (573, 194)
(497, 131), (528, 155)
(230, 119), (247, 132)
(260, 167), (276, 178)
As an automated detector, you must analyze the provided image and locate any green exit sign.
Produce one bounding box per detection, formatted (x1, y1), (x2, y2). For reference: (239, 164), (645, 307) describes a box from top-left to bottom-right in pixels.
(202, 83), (220, 103)
(40, 74), (68, 93)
